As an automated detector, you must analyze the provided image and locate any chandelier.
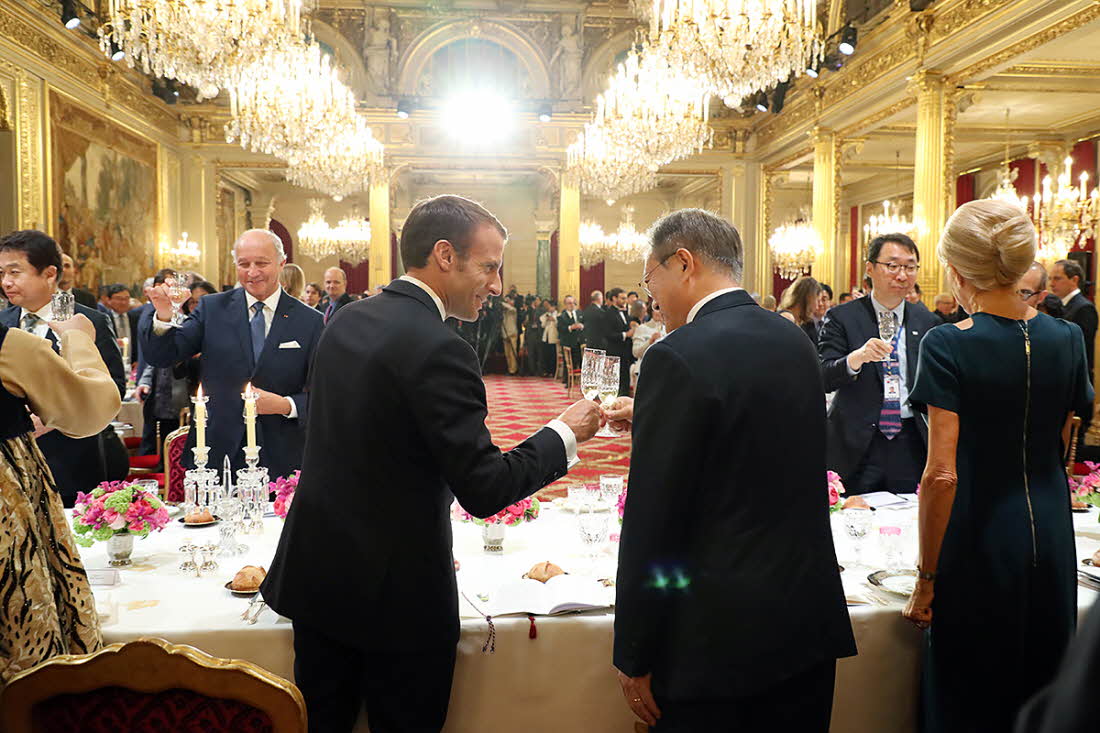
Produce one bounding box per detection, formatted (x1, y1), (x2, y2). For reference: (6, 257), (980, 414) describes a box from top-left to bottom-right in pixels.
(566, 124), (659, 202)
(160, 231), (201, 271)
(864, 200), (916, 243)
(99, 0), (309, 100)
(1026, 157), (1100, 263)
(579, 206), (650, 267)
(297, 200), (371, 264)
(643, 0), (822, 102)
(283, 120), (385, 201)
(769, 219), (821, 280)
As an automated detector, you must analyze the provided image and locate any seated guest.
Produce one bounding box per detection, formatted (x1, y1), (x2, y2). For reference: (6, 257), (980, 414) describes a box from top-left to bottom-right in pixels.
(904, 199), (1089, 732)
(819, 233), (940, 494)
(778, 275), (823, 344)
(140, 229), (323, 480)
(1050, 258), (1097, 376)
(607, 209), (854, 731)
(58, 253), (96, 308)
(304, 282), (322, 309)
(0, 231), (127, 506)
(0, 313), (122, 682)
(280, 262), (306, 302)
(557, 295), (584, 376)
(322, 267), (353, 325)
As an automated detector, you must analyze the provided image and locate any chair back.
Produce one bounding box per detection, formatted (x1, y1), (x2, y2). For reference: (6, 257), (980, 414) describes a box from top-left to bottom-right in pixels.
(562, 345), (576, 397)
(164, 426), (190, 503)
(0, 637), (306, 733)
(1067, 415), (1083, 477)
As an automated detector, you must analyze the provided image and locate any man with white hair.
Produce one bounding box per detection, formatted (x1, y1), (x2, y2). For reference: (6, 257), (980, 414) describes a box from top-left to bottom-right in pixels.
(140, 229), (323, 478)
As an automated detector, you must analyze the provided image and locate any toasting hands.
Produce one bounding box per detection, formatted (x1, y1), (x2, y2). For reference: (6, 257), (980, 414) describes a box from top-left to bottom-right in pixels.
(847, 337), (893, 371)
(47, 313), (95, 340)
(603, 396), (633, 433)
(144, 284), (175, 323)
(556, 399), (603, 442)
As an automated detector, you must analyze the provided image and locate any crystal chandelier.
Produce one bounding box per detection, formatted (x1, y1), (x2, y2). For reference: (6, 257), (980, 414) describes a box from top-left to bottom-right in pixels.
(579, 220), (609, 268)
(579, 206), (650, 267)
(990, 109), (1022, 206)
(297, 200), (371, 264)
(864, 200), (916, 243)
(769, 219), (821, 280)
(1026, 157), (1100, 263)
(160, 231), (202, 270)
(643, 0), (822, 102)
(566, 124), (659, 202)
(99, 0), (309, 100)
(283, 119), (385, 201)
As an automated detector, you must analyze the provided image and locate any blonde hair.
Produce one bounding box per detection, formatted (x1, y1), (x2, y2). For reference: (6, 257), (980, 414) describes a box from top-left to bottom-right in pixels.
(938, 200), (1036, 291)
(280, 262), (305, 299)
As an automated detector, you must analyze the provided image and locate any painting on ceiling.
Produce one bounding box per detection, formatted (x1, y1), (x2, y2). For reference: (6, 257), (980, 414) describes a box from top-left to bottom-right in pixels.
(50, 89), (157, 291)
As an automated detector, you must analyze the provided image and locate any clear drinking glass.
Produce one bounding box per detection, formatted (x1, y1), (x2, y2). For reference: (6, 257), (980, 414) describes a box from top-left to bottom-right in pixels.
(878, 525), (904, 569)
(844, 507), (873, 565)
(599, 474), (624, 503)
(580, 348), (605, 401)
(576, 503), (609, 573)
(164, 274), (190, 326)
(595, 355), (621, 437)
(50, 290), (75, 321)
(877, 310), (897, 343)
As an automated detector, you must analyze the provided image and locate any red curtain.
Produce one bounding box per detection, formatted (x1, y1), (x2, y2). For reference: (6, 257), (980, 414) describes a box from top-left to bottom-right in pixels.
(269, 219), (293, 262)
(1012, 158), (1037, 200)
(340, 259), (370, 295)
(773, 272), (795, 301)
(955, 173), (976, 207)
(579, 262), (605, 303)
(550, 230), (559, 300)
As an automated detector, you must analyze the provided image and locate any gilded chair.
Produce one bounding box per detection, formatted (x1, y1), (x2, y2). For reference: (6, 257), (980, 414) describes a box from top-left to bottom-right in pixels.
(562, 346), (581, 399)
(1066, 415), (1083, 477)
(163, 426), (191, 503)
(0, 637), (307, 732)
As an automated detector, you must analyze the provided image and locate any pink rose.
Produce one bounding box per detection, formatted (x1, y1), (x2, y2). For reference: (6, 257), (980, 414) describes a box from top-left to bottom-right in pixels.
(109, 515), (127, 530)
(828, 485), (840, 506)
(128, 520), (146, 533)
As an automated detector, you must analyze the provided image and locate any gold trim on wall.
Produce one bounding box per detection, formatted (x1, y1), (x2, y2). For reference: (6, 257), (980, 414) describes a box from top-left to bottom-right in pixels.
(0, 62), (46, 230)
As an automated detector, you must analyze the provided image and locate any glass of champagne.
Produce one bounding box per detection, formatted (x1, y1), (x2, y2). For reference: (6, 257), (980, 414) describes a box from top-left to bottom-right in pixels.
(164, 274), (190, 326)
(594, 355), (621, 437)
(580, 348), (605, 402)
(877, 310), (897, 344)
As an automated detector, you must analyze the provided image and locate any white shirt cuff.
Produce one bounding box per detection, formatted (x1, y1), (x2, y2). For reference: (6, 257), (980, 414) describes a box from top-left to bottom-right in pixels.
(545, 418), (580, 469)
(285, 396), (298, 420)
(152, 316), (176, 335)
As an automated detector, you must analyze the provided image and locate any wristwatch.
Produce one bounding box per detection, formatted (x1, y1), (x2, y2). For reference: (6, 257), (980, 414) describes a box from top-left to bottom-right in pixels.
(917, 568), (936, 582)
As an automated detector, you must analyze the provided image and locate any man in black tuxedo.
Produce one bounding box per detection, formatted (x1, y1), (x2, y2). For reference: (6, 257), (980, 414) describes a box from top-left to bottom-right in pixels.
(321, 266), (353, 325)
(261, 195), (602, 733)
(141, 229), (323, 480)
(603, 287), (636, 395)
(819, 233), (940, 495)
(58, 252), (97, 308)
(1050, 259), (1097, 376)
(557, 294), (584, 377)
(605, 209), (855, 731)
(582, 289), (606, 350)
(0, 230), (127, 506)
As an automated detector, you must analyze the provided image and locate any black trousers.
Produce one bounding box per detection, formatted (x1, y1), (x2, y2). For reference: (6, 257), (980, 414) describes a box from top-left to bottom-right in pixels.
(847, 418), (925, 495)
(292, 621), (457, 733)
(653, 658), (836, 732)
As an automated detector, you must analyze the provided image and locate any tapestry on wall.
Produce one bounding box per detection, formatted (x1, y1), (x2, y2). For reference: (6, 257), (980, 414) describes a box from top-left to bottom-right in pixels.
(50, 90), (157, 291)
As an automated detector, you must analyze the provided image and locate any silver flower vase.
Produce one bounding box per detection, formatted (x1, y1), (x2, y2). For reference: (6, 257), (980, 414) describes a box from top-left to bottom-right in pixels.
(481, 523), (506, 553)
(106, 532), (134, 567)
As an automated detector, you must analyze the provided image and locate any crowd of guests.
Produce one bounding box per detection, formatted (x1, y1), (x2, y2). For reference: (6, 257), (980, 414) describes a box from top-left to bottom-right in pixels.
(2, 194), (1099, 733)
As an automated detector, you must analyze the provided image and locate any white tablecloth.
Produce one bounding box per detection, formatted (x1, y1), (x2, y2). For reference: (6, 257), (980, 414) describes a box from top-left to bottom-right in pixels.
(76, 503), (1100, 732)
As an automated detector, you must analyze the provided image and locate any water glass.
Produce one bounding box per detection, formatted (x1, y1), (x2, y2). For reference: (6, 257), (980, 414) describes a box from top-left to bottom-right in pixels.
(576, 505), (609, 572)
(51, 290), (75, 321)
(844, 507), (873, 565)
(599, 474), (624, 503)
(878, 525), (904, 569)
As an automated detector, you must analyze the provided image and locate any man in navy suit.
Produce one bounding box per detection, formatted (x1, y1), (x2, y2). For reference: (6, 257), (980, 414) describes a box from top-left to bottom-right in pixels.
(819, 233), (940, 494)
(140, 229), (322, 480)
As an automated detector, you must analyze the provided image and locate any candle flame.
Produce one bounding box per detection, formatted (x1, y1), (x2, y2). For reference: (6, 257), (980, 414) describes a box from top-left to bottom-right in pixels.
(196, 383), (203, 399)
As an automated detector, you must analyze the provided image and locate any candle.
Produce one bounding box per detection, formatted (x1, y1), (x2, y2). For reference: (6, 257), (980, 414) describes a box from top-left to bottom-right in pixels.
(194, 384), (207, 450)
(243, 382), (257, 450)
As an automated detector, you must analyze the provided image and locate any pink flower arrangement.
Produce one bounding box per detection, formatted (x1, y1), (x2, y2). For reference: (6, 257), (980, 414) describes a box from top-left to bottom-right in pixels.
(827, 471), (846, 513)
(270, 471), (300, 520)
(455, 497), (541, 527)
(617, 487), (627, 525)
(72, 481), (171, 547)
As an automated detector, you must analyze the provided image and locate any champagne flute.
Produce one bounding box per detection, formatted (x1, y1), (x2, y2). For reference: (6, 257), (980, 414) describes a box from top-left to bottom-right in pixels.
(877, 310), (897, 343)
(595, 355), (621, 437)
(165, 274), (191, 326)
(580, 348), (605, 402)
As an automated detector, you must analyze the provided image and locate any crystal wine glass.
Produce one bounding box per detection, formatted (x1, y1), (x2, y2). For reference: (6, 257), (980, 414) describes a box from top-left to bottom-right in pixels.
(594, 355), (621, 437)
(164, 274), (190, 326)
(844, 507), (873, 566)
(50, 290), (75, 321)
(576, 502), (609, 574)
(580, 348), (605, 402)
(877, 310), (897, 343)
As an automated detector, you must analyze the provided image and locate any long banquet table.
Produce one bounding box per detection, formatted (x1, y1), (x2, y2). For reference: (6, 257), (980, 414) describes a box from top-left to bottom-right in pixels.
(76, 501), (1100, 732)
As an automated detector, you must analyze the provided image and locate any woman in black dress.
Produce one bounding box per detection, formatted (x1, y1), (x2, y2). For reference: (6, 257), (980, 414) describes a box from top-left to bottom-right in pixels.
(904, 199), (1092, 732)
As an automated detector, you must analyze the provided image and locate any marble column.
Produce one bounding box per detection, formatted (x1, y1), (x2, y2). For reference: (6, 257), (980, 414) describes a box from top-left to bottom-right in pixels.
(368, 176), (391, 290)
(911, 69), (956, 300)
(557, 176), (580, 302)
(812, 126), (839, 291)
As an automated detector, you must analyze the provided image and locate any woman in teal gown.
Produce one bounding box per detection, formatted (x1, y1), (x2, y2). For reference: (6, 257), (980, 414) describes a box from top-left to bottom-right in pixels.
(904, 200), (1093, 733)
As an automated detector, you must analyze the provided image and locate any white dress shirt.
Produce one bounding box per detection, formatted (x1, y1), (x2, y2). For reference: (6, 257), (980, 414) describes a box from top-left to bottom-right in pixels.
(849, 293), (912, 419)
(398, 274), (579, 467)
(18, 302), (54, 340)
(685, 287), (744, 324)
(1061, 288), (1082, 307)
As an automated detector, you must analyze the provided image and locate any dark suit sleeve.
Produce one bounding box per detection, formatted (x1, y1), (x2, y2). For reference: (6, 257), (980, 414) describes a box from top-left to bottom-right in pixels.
(91, 312), (126, 399)
(407, 337), (568, 518)
(139, 300), (206, 369)
(818, 311), (859, 393)
(1075, 303), (1097, 373)
(614, 343), (708, 677)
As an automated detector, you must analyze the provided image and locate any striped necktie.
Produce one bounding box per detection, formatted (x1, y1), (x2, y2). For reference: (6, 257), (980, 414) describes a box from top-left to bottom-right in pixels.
(879, 317), (903, 439)
(21, 312), (40, 333)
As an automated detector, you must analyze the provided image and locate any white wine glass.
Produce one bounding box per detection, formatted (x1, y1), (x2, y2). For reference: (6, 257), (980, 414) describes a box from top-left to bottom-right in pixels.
(877, 310), (897, 343)
(164, 274), (191, 326)
(595, 355), (620, 437)
(580, 348), (605, 402)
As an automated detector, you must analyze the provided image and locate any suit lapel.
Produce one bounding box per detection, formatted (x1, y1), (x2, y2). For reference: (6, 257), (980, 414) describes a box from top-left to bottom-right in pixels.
(230, 289), (255, 372)
(0, 307), (17, 329)
(857, 297), (884, 383)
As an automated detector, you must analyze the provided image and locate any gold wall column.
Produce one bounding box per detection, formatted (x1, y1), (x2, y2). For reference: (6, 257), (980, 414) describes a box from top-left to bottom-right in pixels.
(558, 175), (580, 301)
(368, 176), (392, 289)
(812, 126), (839, 290)
(721, 162), (764, 294)
(179, 154), (216, 278)
(911, 69), (956, 299)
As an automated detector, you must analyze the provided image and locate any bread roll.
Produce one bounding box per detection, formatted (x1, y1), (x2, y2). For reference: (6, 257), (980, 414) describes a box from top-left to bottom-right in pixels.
(231, 565), (267, 591)
(526, 561), (564, 583)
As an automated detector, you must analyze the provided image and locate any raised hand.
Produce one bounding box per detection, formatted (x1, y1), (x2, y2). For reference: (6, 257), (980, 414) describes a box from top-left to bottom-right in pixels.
(556, 399), (603, 443)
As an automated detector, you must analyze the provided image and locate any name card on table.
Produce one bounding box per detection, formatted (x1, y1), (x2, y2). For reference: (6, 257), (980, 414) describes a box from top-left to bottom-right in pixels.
(87, 569), (120, 587)
(860, 492), (912, 510)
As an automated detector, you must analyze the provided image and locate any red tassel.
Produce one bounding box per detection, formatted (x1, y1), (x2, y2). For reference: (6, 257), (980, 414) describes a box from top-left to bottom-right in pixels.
(528, 613), (537, 639)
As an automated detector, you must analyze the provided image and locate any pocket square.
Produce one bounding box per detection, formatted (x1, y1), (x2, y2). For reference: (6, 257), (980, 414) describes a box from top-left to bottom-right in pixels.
(279, 340), (301, 349)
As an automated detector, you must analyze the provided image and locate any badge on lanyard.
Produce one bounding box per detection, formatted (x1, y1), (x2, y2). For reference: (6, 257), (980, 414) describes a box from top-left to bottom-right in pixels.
(884, 373), (902, 400)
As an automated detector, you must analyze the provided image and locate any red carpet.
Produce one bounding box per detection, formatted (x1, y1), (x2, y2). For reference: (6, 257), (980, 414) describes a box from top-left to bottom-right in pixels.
(483, 375), (630, 499)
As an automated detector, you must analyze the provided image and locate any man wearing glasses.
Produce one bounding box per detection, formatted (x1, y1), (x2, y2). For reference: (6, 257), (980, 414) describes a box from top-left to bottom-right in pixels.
(1016, 261), (1051, 312)
(818, 233), (940, 495)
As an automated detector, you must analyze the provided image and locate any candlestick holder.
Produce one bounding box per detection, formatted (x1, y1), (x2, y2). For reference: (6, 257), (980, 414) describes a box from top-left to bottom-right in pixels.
(216, 462), (248, 557)
(237, 447), (268, 535)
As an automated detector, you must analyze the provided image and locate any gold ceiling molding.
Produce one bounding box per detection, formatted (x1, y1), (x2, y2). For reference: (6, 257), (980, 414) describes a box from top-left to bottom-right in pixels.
(947, 2), (1100, 85)
(837, 97), (915, 142)
(929, 0), (1015, 44)
(1001, 63), (1100, 77)
(764, 146), (813, 172)
(0, 62), (45, 230)
(0, 82), (10, 131)
(0, 2), (177, 137)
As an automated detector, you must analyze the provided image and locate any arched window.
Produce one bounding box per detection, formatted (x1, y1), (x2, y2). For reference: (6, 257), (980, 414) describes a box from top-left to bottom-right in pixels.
(418, 39), (529, 99)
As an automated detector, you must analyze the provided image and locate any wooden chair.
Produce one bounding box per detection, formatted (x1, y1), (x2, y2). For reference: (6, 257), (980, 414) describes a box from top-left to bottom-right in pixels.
(163, 426), (191, 503)
(554, 343), (564, 381)
(1066, 415), (1083, 477)
(0, 637), (307, 732)
(562, 346), (582, 398)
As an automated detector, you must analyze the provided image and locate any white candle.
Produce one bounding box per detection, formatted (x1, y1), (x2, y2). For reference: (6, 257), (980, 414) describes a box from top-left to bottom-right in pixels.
(194, 384), (207, 450)
(243, 383), (257, 450)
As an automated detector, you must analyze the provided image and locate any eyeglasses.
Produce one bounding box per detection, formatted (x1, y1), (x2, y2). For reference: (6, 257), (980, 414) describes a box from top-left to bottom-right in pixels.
(639, 253), (675, 297)
(1017, 289), (1038, 301)
(872, 261), (920, 276)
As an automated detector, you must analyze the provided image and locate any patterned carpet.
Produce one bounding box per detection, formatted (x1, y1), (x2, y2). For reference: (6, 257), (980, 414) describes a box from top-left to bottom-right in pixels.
(483, 375), (630, 499)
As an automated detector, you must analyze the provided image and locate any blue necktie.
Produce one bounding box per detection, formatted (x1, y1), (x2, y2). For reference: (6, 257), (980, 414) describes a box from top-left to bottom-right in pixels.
(879, 322), (903, 440)
(250, 301), (266, 365)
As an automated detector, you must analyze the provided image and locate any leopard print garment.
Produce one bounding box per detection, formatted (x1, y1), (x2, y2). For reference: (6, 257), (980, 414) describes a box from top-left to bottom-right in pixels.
(0, 433), (101, 683)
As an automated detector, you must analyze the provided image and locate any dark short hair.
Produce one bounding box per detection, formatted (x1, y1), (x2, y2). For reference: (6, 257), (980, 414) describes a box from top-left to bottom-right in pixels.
(400, 195), (506, 270)
(106, 284), (130, 298)
(0, 229), (62, 275)
(191, 280), (217, 296)
(867, 233), (920, 263)
(1056, 259), (1085, 285)
(648, 209), (743, 282)
(590, 291), (601, 303)
(152, 268), (176, 286)
(839, 292), (853, 303)
(820, 283), (833, 299)
(606, 287), (625, 301)
(627, 291), (639, 298)
(563, 294), (575, 302)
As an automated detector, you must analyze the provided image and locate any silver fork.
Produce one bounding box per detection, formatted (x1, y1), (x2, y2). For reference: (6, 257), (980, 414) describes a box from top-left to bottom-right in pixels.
(241, 594), (263, 621)
(246, 600), (267, 625)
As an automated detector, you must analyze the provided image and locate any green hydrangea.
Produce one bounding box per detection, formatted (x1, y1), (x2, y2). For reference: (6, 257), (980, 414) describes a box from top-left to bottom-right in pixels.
(91, 526), (116, 542)
(74, 535), (93, 548)
(103, 487), (134, 513)
(91, 487), (105, 498)
(72, 521), (91, 535)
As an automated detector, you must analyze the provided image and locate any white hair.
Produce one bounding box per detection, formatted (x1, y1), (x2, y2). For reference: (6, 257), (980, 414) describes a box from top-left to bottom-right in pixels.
(232, 229), (285, 263)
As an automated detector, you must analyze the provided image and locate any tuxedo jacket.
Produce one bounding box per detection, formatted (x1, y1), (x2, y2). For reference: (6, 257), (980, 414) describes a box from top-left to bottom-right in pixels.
(603, 305), (634, 362)
(1, 303), (126, 504)
(139, 288), (322, 480)
(557, 309), (584, 349)
(818, 296), (940, 478)
(582, 304), (606, 350)
(261, 279), (568, 651)
(615, 290), (855, 699)
(1062, 292), (1097, 376)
